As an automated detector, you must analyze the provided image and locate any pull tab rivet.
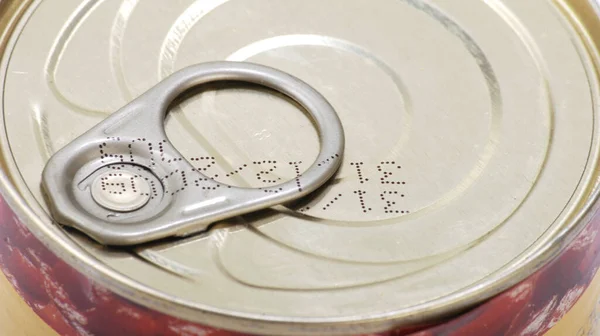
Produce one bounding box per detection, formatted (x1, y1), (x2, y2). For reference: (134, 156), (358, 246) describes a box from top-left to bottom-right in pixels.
(91, 169), (151, 212)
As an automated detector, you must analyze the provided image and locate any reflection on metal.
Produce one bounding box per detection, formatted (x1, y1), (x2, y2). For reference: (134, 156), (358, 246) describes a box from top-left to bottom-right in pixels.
(41, 62), (344, 245)
(0, 0), (599, 334)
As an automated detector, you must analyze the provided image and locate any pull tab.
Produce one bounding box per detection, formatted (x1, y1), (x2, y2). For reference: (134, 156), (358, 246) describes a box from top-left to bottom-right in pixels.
(42, 61), (344, 246)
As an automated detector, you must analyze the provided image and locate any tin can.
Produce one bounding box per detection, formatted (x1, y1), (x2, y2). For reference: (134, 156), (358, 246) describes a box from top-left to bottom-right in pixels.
(1, 0), (600, 335)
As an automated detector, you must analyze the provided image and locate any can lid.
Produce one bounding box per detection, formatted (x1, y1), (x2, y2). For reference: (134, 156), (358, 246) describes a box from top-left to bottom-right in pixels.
(1, 0), (600, 334)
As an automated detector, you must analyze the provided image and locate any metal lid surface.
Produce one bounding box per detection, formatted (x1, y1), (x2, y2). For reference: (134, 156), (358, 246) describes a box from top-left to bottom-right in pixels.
(1, 0), (600, 334)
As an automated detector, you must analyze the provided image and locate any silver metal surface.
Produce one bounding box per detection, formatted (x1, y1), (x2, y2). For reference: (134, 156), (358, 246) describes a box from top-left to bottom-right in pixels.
(91, 168), (152, 212)
(0, 0), (600, 335)
(42, 61), (344, 245)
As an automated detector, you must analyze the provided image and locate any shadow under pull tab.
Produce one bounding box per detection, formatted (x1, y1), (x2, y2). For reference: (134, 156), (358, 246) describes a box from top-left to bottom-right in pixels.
(41, 61), (345, 246)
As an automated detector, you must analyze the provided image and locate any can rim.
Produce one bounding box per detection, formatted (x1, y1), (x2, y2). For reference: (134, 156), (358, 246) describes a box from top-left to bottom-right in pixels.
(0, 0), (599, 334)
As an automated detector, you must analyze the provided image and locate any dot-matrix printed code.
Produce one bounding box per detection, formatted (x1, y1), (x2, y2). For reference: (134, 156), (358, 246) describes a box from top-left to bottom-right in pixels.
(297, 160), (409, 215)
(98, 138), (408, 216)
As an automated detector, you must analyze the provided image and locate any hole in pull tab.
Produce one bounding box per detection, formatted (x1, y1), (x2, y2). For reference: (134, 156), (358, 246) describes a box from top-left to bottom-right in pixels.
(165, 81), (320, 190)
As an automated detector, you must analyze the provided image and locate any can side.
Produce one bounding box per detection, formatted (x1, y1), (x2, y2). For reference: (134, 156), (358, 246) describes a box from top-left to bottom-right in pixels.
(0, 261), (58, 335)
(0, 195), (241, 335)
(1, 189), (600, 336)
(402, 204), (600, 336)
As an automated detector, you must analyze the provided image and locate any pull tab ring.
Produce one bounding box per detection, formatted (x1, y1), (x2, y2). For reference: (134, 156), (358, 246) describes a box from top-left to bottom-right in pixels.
(42, 61), (344, 245)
